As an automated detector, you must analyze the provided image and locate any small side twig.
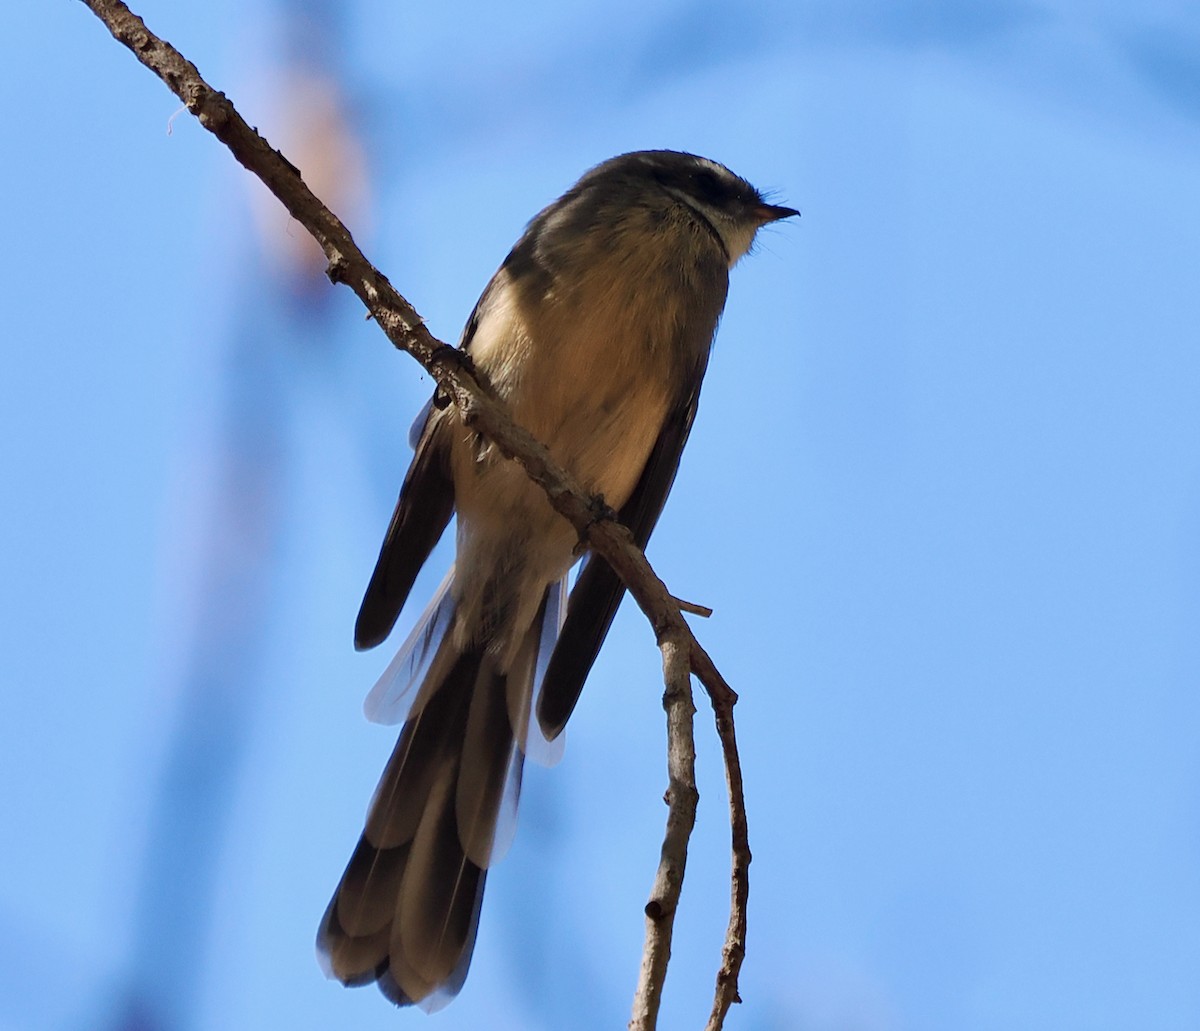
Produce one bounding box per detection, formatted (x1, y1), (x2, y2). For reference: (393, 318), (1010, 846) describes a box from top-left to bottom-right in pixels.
(671, 595), (714, 619)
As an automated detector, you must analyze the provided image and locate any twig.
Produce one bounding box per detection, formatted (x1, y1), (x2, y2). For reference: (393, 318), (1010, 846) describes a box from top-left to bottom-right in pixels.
(630, 632), (698, 1031)
(671, 595), (714, 619)
(77, 3), (753, 1025)
(692, 651), (750, 1029)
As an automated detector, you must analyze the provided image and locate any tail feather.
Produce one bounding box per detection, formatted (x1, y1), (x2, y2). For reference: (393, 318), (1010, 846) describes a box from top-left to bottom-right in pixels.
(511, 575), (568, 768)
(316, 868), (391, 986)
(363, 567), (457, 727)
(335, 838), (406, 938)
(365, 647), (477, 850)
(395, 753), (484, 996)
(459, 660), (518, 868)
(319, 587), (553, 1007)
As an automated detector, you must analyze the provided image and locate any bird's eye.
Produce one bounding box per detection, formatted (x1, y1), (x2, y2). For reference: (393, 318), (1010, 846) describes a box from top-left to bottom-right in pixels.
(693, 170), (724, 202)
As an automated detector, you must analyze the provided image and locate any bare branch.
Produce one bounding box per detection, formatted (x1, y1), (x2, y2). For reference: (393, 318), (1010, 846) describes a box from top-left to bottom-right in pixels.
(629, 632), (698, 1030)
(692, 655), (751, 1029)
(79, 2), (754, 1025)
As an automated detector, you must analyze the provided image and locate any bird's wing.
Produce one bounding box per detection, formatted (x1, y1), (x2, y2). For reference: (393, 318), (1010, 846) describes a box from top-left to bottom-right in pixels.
(535, 386), (704, 739)
(353, 270), (510, 652)
(354, 405), (455, 651)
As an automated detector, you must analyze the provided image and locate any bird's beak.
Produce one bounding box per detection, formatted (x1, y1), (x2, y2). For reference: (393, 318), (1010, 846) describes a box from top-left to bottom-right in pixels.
(755, 203), (800, 223)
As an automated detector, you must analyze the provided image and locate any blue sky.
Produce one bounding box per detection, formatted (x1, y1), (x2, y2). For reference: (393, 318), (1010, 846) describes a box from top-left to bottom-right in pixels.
(3, 2), (1199, 1029)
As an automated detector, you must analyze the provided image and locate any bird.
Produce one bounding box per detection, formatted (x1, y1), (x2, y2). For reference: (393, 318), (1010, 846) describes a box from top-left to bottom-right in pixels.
(317, 149), (797, 1009)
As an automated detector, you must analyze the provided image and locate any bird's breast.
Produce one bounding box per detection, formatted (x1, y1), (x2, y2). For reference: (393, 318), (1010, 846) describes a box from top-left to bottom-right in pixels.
(463, 265), (688, 508)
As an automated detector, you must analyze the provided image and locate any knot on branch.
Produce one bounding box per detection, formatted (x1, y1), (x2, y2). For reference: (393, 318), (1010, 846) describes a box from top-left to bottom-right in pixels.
(326, 254), (350, 285)
(711, 684), (740, 712)
(430, 346), (480, 411)
(431, 344), (476, 377)
(715, 965), (744, 1004)
(664, 782), (699, 810)
(584, 493), (618, 529)
(192, 89), (229, 130)
(661, 683), (696, 715)
(644, 898), (671, 922)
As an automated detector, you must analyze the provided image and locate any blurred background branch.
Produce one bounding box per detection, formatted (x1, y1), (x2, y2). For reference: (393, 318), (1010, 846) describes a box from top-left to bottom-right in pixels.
(11, 1), (1200, 1029)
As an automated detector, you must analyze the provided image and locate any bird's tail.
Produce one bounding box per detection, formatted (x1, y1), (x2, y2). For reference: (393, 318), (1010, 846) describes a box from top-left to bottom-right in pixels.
(317, 578), (564, 1009)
